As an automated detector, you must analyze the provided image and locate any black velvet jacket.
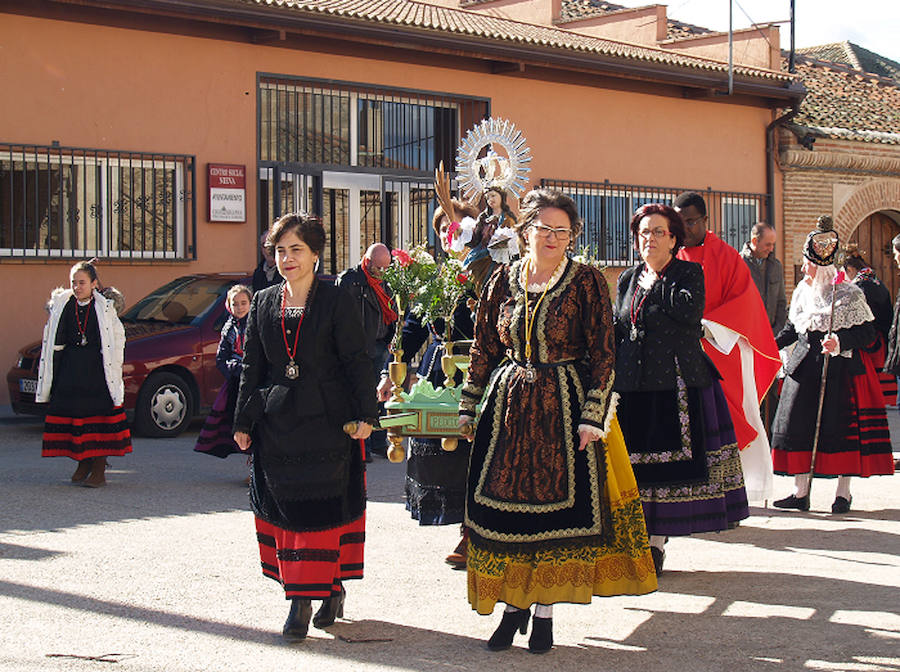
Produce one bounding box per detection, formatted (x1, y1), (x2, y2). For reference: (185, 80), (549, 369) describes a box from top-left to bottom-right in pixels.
(613, 258), (716, 392)
(234, 280), (377, 431)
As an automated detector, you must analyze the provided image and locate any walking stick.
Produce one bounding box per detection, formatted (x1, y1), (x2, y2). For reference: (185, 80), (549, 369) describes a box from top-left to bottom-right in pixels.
(806, 270), (844, 499)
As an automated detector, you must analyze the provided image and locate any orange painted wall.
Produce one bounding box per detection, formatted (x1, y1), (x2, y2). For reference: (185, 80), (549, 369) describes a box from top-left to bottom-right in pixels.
(0, 11), (772, 403)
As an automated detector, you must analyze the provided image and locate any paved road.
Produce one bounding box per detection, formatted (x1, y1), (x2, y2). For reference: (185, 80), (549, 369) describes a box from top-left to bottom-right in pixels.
(0, 408), (898, 672)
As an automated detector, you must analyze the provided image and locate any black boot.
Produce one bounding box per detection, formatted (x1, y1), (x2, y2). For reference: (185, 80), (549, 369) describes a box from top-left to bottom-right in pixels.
(487, 607), (530, 651)
(313, 586), (345, 628)
(282, 598), (312, 642)
(528, 616), (554, 654)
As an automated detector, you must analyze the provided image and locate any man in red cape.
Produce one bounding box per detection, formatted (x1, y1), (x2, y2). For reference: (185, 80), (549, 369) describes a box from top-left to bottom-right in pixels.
(675, 192), (782, 502)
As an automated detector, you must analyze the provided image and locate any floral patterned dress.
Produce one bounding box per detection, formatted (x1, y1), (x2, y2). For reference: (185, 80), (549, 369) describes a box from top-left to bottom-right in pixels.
(459, 259), (656, 615)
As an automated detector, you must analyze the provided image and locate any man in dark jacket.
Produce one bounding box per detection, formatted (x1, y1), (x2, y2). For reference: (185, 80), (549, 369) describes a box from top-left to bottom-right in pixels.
(739, 222), (787, 431)
(337, 243), (396, 458)
(252, 231), (281, 293)
(740, 223), (787, 337)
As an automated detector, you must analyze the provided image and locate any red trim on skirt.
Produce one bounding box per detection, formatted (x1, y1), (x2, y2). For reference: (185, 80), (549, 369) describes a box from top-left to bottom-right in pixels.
(773, 351), (895, 477)
(42, 408), (132, 459)
(255, 515), (365, 599)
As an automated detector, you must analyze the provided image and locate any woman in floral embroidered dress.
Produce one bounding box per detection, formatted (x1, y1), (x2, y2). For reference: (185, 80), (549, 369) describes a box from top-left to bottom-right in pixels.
(458, 189), (656, 654)
(613, 204), (749, 577)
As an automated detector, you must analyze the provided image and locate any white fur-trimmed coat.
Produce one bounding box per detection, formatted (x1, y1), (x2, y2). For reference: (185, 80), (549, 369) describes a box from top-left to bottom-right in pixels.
(36, 288), (126, 406)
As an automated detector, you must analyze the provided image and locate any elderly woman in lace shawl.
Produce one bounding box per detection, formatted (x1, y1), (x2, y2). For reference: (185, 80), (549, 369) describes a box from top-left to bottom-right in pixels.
(771, 217), (895, 515)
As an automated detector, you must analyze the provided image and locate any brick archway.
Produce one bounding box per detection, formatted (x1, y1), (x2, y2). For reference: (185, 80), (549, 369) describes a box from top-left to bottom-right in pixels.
(834, 178), (900, 242)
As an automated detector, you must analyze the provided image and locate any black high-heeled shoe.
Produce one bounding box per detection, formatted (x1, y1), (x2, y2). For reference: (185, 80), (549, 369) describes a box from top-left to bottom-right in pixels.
(487, 607), (530, 651)
(282, 598), (313, 642)
(528, 616), (553, 654)
(313, 586), (345, 628)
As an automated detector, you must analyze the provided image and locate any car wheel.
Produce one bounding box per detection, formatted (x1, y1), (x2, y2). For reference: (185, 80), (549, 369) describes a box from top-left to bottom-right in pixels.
(134, 372), (194, 438)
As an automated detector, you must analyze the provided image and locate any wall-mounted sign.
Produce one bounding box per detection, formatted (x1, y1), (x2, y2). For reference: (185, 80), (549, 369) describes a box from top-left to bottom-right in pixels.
(208, 163), (246, 222)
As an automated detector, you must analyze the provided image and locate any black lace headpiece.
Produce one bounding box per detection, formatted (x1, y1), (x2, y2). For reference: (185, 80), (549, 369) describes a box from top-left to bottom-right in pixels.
(803, 215), (839, 266)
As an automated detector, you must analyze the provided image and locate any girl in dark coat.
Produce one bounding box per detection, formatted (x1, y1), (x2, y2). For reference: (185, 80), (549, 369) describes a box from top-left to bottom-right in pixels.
(233, 213), (377, 641)
(194, 284), (251, 459)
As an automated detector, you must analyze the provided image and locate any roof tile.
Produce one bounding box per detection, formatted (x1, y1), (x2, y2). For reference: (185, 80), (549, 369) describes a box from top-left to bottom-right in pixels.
(791, 55), (900, 144)
(241, 0), (789, 81)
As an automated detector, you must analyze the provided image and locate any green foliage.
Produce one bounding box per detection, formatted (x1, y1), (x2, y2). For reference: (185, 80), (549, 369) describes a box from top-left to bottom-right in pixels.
(411, 257), (473, 341)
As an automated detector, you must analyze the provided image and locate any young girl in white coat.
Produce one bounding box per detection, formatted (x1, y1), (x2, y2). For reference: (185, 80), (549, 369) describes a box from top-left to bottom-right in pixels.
(36, 261), (131, 487)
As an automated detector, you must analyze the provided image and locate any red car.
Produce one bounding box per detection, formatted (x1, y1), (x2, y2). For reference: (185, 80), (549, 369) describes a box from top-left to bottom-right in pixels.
(7, 273), (251, 438)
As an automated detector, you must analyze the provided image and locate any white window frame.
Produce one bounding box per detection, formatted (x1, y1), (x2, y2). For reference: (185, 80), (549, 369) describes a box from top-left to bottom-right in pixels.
(1, 150), (186, 259)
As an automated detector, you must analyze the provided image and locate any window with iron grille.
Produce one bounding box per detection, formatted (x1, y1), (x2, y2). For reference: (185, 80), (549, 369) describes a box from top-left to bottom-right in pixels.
(542, 179), (769, 266)
(0, 144), (195, 260)
(258, 75), (489, 172)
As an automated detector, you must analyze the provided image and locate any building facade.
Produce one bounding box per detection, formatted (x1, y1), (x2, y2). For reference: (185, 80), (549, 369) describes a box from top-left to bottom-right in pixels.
(0, 0), (798, 404)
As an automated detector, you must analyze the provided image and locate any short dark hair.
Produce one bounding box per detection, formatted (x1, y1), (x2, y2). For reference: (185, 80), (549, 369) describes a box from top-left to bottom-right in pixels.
(630, 203), (686, 254)
(844, 251), (869, 271)
(515, 189), (583, 251)
(674, 191), (707, 217)
(750, 222), (774, 239)
(266, 212), (326, 257)
(70, 260), (98, 283)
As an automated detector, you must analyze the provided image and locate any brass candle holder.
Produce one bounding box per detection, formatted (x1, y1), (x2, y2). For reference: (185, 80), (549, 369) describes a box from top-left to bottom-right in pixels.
(387, 349), (407, 462)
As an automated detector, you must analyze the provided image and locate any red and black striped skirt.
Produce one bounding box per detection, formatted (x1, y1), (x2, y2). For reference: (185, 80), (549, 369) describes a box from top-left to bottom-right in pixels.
(256, 515), (365, 599)
(42, 407), (132, 460)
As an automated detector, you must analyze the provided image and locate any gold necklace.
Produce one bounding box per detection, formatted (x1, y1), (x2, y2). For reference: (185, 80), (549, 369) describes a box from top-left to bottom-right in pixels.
(522, 257), (554, 383)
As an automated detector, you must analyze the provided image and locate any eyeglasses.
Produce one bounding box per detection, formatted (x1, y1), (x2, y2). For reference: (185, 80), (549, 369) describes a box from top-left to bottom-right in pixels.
(637, 227), (671, 240)
(530, 224), (572, 241)
(682, 215), (707, 227)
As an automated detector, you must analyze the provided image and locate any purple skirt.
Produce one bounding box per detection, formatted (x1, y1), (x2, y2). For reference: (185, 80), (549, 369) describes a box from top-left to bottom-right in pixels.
(622, 380), (749, 536)
(194, 381), (241, 459)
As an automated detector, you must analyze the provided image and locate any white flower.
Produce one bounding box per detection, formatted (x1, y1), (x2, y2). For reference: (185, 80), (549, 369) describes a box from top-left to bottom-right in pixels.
(411, 247), (435, 265)
(449, 216), (477, 253)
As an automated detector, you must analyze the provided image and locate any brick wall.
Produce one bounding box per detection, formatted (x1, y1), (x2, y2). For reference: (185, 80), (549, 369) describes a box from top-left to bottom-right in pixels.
(778, 130), (900, 294)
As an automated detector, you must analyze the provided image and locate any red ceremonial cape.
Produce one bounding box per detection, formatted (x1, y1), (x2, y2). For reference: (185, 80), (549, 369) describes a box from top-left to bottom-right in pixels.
(677, 231), (781, 450)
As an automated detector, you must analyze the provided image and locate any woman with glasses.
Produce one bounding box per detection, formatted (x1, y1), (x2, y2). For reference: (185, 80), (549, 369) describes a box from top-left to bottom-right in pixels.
(613, 204), (749, 577)
(458, 189), (656, 654)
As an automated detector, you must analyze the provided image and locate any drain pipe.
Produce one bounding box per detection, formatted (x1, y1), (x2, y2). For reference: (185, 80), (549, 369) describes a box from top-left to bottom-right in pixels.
(765, 106), (799, 229)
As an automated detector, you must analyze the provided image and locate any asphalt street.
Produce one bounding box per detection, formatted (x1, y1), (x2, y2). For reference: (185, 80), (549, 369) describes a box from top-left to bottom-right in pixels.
(0, 407), (898, 672)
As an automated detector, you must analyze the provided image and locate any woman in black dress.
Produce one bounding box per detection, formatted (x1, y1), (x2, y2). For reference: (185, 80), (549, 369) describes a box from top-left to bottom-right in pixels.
(233, 213), (377, 641)
(36, 261), (131, 487)
(613, 204), (748, 576)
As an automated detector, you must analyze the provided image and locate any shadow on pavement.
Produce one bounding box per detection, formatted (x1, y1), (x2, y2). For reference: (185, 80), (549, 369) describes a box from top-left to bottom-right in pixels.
(1, 570), (898, 672)
(626, 569), (900, 671)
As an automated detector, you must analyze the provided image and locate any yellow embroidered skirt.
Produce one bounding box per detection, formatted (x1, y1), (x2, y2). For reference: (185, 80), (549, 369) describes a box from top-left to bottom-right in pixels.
(467, 416), (657, 614)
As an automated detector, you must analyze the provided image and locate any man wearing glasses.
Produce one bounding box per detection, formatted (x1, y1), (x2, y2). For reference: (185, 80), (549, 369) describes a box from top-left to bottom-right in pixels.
(337, 243), (396, 460)
(674, 191), (781, 504)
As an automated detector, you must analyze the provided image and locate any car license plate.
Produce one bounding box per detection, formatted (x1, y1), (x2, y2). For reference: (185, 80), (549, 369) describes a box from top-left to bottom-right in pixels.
(19, 378), (38, 395)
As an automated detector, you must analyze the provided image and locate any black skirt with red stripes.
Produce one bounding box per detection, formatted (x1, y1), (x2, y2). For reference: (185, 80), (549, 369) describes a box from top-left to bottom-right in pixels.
(42, 300), (132, 460)
(772, 343), (894, 478)
(256, 516), (365, 599)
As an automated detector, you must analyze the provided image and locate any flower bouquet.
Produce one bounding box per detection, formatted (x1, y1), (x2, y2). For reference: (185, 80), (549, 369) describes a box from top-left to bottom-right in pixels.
(381, 245), (437, 352)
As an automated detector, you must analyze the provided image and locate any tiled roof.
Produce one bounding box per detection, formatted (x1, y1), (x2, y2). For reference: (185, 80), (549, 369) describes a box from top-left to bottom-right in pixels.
(797, 41), (900, 83)
(791, 55), (900, 144)
(556, 0), (711, 39)
(243, 0), (786, 81)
